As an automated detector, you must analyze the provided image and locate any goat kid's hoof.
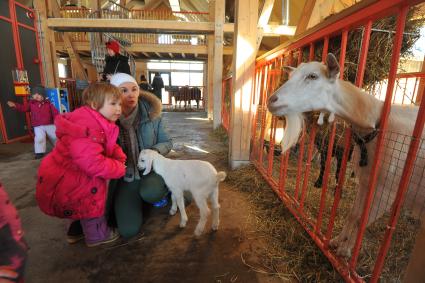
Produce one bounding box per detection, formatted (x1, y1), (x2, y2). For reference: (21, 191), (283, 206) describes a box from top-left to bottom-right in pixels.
(194, 229), (204, 237)
(329, 238), (352, 259)
(179, 222), (187, 228)
(169, 208), (177, 215)
(211, 224), (219, 231)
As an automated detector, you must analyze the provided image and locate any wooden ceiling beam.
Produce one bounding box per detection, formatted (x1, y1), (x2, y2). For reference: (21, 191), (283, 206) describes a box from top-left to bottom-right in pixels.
(295, 0), (316, 35)
(47, 18), (215, 33)
(56, 42), (234, 54)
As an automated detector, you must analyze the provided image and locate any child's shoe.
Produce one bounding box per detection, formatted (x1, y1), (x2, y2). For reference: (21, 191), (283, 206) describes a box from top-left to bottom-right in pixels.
(34, 153), (45, 159)
(86, 229), (119, 248)
(152, 196), (169, 208)
(66, 220), (84, 244)
(81, 216), (119, 247)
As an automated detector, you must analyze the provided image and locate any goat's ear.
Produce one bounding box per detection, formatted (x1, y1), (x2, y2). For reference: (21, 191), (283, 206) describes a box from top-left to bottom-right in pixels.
(143, 155), (153, 175)
(283, 66), (295, 73)
(326, 53), (340, 81)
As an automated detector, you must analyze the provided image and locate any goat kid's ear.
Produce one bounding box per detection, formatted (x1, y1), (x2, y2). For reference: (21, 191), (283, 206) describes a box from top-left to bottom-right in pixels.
(283, 66), (295, 74)
(326, 53), (340, 81)
(143, 155), (153, 175)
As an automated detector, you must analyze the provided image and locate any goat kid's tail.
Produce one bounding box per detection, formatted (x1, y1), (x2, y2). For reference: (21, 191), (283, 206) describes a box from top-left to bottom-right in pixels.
(216, 171), (227, 182)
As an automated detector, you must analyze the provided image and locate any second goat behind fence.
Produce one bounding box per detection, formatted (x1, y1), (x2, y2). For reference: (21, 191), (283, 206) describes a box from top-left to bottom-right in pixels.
(137, 149), (226, 236)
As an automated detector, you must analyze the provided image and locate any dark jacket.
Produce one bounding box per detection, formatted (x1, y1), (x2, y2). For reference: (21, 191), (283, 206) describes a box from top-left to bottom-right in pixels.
(102, 54), (131, 81)
(151, 75), (164, 99)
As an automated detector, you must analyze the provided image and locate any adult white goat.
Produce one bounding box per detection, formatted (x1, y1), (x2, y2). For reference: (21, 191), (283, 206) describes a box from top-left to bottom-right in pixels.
(267, 53), (425, 257)
(137, 149), (227, 236)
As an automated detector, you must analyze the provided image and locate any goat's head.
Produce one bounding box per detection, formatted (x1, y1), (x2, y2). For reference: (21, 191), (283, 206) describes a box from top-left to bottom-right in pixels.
(266, 53), (341, 153)
(137, 149), (158, 175)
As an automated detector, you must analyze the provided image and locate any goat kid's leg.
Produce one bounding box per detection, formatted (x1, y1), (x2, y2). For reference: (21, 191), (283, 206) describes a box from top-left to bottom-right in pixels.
(210, 188), (220, 231)
(175, 192), (188, 228)
(169, 193), (178, 215)
(193, 194), (211, 236)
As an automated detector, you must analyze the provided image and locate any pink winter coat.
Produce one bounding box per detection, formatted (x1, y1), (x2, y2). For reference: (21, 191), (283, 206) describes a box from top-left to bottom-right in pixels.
(36, 106), (126, 219)
(0, 182), (27, 279)
(14, 99), (59, 127)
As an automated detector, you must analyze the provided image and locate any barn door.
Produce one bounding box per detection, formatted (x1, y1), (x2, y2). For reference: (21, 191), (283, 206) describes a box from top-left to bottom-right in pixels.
(0, 1), (43, 143)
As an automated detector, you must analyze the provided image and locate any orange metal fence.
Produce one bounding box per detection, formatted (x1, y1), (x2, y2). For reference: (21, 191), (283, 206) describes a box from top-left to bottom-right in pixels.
(251, 0), (425, 282)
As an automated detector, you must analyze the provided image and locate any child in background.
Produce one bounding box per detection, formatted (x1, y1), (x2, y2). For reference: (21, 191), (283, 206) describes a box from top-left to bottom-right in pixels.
(36, 83), (127, 247)
(7, 85), (58, 159)
(0, 182), (28, 283)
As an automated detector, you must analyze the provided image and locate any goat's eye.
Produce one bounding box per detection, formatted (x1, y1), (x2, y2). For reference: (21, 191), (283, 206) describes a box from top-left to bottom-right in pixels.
(306, 73), (318, 80)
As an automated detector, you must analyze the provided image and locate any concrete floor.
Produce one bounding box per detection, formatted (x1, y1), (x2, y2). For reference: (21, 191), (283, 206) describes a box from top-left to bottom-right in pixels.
(0, 111), (281, 283)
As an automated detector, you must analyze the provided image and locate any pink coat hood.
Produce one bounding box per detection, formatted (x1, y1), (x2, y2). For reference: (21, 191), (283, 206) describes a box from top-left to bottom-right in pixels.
(36, 106), (126, 219)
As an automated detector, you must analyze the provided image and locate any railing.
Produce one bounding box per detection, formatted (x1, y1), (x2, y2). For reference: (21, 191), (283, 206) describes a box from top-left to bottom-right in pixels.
(368, 72), (425, 105)
(252, 0), (425, 282)
(59, 7), (209, 21)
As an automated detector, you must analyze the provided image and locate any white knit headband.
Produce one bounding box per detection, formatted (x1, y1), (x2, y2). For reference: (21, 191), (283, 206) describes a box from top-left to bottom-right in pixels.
(110, 73), (138, 87)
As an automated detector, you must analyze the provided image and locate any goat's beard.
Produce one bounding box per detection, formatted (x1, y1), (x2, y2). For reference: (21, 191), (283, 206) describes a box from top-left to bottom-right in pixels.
(281, 113), (305, 153)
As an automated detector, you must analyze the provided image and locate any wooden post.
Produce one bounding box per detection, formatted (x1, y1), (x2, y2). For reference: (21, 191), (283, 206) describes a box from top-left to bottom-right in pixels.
(415, 55), (425, 105)
(212, 0), (224, 129)
(206, 1), (215, 120)
(256, 0), (275, 51)
(34, 0), (60, 87)
(50, 0), (88, 81)
(229, 0), (258, 169)
(403, 215), (425, 282)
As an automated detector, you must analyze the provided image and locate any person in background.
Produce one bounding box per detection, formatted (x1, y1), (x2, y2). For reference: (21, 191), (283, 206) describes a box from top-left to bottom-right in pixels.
(7, 85), (58, 159)
(36, 83), (126, 247)
(108, 73), (172, 239)
(0, 182), (28, 283)
(151, 72), (164, 101)
(102, 40), (131, 82)
(139, 74), (152, 92)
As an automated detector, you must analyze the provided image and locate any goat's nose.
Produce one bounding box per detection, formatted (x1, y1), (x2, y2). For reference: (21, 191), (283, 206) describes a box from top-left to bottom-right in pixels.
(268, 95), (278, 105)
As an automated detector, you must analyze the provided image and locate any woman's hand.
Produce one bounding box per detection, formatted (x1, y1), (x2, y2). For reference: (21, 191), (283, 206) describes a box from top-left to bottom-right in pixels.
(7, 101), (15, 108)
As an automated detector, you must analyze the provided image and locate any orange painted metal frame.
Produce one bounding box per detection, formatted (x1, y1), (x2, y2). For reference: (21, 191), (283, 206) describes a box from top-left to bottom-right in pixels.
(249, 0), (425, 282)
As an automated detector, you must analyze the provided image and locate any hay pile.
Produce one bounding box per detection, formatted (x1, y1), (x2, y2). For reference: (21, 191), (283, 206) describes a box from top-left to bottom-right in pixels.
(226, 164), (340, 282)
(299, 8), (425, 87)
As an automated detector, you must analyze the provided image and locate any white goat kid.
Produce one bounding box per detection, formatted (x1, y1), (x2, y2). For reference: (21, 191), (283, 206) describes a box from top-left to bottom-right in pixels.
(267, 53), (425, 258)
(137, 149), (227, 236)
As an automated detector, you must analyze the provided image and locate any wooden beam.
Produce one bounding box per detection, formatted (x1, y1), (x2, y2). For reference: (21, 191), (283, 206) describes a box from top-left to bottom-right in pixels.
(295, 0), (316, 35)
(229, 0), (258, 168)
(223, 23), (234, 33)
(49, 0), (87, 81)
(34, 0), (59, 87)
(262, 24), (296, 36)
(47, 18), (215, 34)
(212, 0), (224, 129)
(256, 0), (275, 50)
(56, 41), (234, 55)
(206, 1), (215, 120)
(181, 53), (186, 58)
(168, 52), (174, 58)
(155, 52), (162, 58)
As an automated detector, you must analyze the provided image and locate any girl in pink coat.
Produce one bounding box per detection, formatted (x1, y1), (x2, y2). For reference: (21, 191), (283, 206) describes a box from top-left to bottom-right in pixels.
(7, 85), (59, 159)
(36, 83), (127, 247)
(0, 182), (27, 282)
